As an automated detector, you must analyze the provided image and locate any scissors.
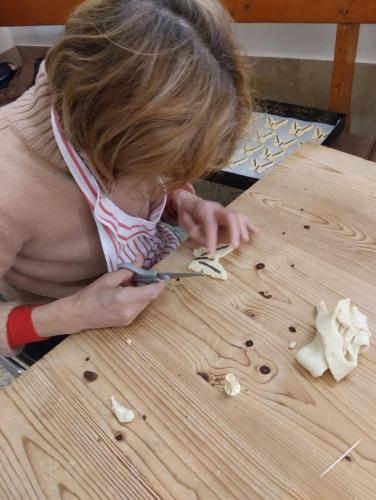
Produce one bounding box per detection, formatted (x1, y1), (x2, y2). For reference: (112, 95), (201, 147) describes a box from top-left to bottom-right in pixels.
(118, 262), (202, 284)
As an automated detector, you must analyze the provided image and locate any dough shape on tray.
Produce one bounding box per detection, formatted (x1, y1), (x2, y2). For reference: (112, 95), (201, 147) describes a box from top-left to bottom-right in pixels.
(296, 299), (371, 381)
(189, 244), (233, 280)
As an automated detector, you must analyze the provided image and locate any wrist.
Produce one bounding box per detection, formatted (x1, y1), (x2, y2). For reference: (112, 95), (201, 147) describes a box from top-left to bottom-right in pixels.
(32, 297), (80, 337)
(172, 189), (195, 213)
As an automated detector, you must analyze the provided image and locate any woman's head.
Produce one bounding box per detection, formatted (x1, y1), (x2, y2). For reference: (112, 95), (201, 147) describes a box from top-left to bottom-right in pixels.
(46, 0), (251, 191)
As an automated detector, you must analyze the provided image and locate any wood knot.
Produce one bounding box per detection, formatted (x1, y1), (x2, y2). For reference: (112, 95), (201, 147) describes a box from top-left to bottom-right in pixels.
(114, 431), (124, 442)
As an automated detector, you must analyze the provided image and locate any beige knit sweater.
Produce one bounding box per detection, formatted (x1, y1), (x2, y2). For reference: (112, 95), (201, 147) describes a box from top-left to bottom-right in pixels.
(0, 67), (155, 355)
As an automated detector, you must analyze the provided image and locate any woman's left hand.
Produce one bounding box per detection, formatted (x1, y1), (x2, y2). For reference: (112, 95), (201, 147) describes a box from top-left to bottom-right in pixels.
(172, 190), (257, 253)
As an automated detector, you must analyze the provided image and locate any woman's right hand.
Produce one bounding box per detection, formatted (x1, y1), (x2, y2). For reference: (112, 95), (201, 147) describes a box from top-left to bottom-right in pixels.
(32, 267), (165, 337)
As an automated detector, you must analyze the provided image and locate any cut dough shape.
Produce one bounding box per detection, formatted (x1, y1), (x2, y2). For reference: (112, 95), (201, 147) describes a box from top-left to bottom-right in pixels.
(296, 299), (371, 381)
(189, 258), (227, 280)
(189, 244), (233, 281)
(273, 135), (298, 149)
(250, 157), (275, 173)
(193, 243), (233, 260)
(224, 374), (241, 397)
(257, 130), (275, 144)
(264, 116), (288, 130)
(288, 121), (314, 137)
(312, 127), (329, 142)
(110, 396), (135, 423)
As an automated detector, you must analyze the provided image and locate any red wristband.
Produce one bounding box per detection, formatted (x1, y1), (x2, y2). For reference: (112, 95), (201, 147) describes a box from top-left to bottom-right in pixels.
(7, 305), (46, 349)
(165, 183), (195, 217)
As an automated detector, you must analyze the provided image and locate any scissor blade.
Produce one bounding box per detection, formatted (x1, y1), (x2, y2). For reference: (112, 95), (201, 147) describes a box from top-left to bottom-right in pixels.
(158, 272), (202, 280)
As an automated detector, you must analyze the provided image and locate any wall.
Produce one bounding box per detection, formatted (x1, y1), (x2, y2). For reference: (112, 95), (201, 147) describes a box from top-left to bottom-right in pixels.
(5, 24), (376, 63)
(0, 27), (14, 53)
(1, 24), (375, 134)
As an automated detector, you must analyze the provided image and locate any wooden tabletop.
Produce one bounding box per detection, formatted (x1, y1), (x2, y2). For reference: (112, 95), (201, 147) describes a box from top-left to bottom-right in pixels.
(1, 144), (375, 499)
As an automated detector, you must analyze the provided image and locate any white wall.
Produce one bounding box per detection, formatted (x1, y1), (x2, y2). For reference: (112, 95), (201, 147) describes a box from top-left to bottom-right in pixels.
(0, 27), (15, 53)
(5, 24), (376, 64)
(234, 24), (376, 64)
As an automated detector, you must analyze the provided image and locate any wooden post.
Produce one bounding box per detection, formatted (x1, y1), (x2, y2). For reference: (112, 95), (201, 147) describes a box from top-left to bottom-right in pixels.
(329, 23), (360, 130)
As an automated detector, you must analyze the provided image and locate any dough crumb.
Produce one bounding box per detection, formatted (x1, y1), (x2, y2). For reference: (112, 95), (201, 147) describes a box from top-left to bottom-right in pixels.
(110, 396), (135, 423)
(296, 299), (371, 381)
(288, 341), (297, 350)
(224, 373), (241, 397)
(126, 338), (132, 346)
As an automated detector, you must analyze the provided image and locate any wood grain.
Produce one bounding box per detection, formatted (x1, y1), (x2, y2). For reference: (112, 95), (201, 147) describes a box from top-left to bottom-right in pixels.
(1, 144), (376, 499)
(329, 24), (360, 128)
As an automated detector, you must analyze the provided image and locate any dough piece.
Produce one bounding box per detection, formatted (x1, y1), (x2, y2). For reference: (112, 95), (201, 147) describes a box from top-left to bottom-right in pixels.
(193, 243), (233, 260)
(312, 127), (329, 142)
(296, 329), (329, 377)
(257, 130), (275, 143)
(273, 135), (298, 149)
(189, 244), (233, 281)
(224, 374), (241, 397)
(288, 121), (314, 137)
(189, 258), (227, 280)
(296, 299), (371, 381)
(317, 299), (370, 381)
(110, 396), (135, 423)
(264, 116), (288, 130)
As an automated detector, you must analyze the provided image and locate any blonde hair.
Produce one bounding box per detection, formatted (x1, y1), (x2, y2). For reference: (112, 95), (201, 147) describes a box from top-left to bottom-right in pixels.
(46, 0), (251, 191)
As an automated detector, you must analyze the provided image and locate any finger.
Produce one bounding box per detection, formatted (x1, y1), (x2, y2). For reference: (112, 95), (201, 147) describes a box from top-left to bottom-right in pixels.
(119, 281), (166, 303)
(99, 269), (138, 288)
(246, 219), (258, 234)
(180, 211), (201, 238)
(218, 211), (240, 249)
(201, 213), (217, 254)
(238, 214), (250, 242)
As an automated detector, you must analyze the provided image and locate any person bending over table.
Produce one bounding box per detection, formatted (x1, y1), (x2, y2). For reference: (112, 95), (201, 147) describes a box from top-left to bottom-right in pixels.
(0, 0), (256, 357)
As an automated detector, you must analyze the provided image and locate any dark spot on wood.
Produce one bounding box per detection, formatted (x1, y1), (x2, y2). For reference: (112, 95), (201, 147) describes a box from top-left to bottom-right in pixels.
(291, 264), (295, 268)
(339, 8), (349, 15)
(245, 340), (254, 347)
(282, 232), (286, 235)
(259, 291), (272, 299)
(244, 3), (250, 9)
(198, 372), (210, 383)
(304, 225), (310, 230)
(255, 263), (265, 270)
(289, 326), (296, 333)
(176, 278), (180, 282)
(344, 455), (352, 462)
(85, 356), (90, 361)
(300, 208), (304, 211)
(304, 188), (308, 191)
(114, 431), (124, 442)
(244, 310), (256, 318)
(142, 415), (147, 421)
(83, 370), (98, 382)
(260, 365), (271, 375)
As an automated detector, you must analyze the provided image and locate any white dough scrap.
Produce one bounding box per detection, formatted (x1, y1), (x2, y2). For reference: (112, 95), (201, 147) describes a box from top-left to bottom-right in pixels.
(296, 299), (371, 381)
(189, 244), (233, 281)
(224, 374), (241, 397)
(110, 396), (135, 423)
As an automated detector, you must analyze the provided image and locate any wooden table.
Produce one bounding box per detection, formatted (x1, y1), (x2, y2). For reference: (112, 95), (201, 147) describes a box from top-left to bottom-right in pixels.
(1, 144), (375, 499)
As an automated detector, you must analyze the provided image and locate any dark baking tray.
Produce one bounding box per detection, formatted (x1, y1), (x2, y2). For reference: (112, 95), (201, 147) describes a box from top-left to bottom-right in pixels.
(207, 99), (346, 190)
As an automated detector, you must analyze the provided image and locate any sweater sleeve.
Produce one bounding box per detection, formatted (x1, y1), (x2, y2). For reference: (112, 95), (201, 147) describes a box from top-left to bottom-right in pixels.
(0, 210), (25, 356)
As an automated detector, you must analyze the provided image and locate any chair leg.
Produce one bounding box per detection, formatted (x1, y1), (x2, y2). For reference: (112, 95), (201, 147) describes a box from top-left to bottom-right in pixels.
(0, 356), (26, 378)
